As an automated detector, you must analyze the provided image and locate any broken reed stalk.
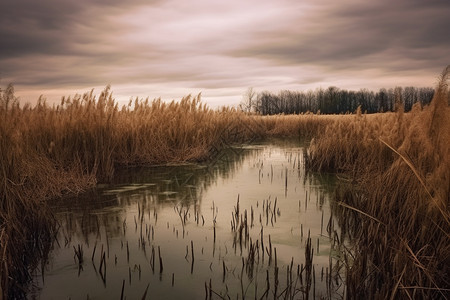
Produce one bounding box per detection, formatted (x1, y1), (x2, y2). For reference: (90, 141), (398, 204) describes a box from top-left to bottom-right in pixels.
(91, 243), (97, 262)
(120, 279), (125, 300)
(158, 246), (163, 274)
(99, 251), (106, 283)
(73, 244), (83, 265)
(284, 168), (288, 198)
(150, 246), (155, 273)
(142, 283), (149, 299)
(126, 241), (130, 263)
(222, 261), (226, 282)
(191, 240), (195, 274)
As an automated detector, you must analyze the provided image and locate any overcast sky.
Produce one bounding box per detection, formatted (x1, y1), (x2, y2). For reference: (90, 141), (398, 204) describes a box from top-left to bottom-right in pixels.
(1, 0), (449, 107)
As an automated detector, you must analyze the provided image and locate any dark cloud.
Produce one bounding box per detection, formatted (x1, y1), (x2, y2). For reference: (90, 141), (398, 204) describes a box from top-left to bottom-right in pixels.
(1, 0), (83, 57)
(229, 0), (450, 74)
(0, 0), (161, 58)
(1, 0), (448, 106)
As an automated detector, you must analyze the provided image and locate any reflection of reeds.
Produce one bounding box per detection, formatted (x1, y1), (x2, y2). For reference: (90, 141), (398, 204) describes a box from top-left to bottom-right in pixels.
(307, 66), (450, 298)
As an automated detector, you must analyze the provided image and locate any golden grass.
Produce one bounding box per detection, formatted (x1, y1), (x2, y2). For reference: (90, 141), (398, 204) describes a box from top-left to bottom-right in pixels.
(0, 84), (331, 297)
(307, 66), (450, 298)
(1, 65), (448, 298)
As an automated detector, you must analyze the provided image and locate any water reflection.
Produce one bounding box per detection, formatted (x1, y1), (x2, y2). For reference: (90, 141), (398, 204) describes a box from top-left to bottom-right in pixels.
(31, 141), (345, 299)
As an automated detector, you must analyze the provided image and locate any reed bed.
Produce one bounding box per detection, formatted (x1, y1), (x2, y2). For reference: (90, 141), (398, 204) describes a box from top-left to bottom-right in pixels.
(2, 65), (448, 298)
(261, 113), (342, 139)
(0, 84), (331, 298)
(307, 66), (450, 298)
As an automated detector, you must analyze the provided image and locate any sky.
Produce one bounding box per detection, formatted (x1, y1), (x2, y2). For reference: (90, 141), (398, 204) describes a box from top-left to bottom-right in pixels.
(1, 0), (449, 108)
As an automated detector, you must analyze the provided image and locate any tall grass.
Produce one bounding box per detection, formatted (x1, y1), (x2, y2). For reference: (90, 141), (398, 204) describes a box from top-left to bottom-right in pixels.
(3, 65), (447, 298)
(0, 84), (331, 298)
(307, 66), (450, 298)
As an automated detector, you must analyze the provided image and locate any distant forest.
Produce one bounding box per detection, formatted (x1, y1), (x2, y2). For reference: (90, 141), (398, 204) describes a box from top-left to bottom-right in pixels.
(241, 86), (437, 114)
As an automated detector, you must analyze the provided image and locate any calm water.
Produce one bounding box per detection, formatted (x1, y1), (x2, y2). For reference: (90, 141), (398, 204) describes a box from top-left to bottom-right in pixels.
(30, 140), (345, 299)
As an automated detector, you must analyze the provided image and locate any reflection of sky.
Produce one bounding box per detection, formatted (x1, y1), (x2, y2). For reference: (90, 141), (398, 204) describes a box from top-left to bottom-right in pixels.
(2, 0), (449, 107)
(37, 143), (342, 298)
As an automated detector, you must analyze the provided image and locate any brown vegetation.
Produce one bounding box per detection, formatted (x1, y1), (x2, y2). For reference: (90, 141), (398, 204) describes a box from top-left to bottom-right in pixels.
(307, 66), (450, 298)
(0, 85), (330, 298)
(1, 66), (448, 298)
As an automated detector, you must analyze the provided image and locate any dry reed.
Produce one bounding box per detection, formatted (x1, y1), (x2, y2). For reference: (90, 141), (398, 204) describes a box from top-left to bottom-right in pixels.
(3, 66), (446, 298)
(0, 84), (331, 298)
(307, 66), (450, 299)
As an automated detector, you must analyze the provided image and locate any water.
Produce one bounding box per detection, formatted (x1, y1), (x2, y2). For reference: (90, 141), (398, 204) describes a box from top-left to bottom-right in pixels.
(30, 140), (344, 299)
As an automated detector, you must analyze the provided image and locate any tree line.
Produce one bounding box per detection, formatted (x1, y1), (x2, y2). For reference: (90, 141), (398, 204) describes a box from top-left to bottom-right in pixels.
(240, 86), (436, 114)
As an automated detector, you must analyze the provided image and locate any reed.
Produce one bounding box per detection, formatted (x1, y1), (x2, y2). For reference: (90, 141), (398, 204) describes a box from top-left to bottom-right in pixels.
(307, 66), (450, 298)
(2, 68), (446, 298)
(0, 87), (232, 296)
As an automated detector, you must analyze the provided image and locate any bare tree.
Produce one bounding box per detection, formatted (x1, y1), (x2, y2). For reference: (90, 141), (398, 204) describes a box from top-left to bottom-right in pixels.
(239, 87), (256, 113)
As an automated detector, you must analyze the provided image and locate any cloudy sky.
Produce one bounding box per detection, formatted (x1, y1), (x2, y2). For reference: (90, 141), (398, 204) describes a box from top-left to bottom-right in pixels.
(1, 0), (449, 107)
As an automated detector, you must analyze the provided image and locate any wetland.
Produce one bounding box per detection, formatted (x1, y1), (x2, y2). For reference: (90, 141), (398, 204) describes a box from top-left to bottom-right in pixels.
(30, 141), (346, 299)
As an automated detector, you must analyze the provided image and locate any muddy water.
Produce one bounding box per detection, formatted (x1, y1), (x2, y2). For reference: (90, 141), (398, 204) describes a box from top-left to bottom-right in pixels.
(30, 140), (345, 299)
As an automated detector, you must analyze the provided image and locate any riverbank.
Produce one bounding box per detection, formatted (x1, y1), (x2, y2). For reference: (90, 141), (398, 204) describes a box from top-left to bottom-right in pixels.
(306, 67), (449, 298)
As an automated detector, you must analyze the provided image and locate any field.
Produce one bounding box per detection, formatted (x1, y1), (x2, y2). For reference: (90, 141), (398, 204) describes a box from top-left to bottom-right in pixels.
(0, 68), (449, 299)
